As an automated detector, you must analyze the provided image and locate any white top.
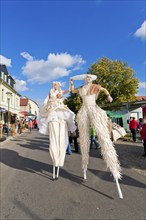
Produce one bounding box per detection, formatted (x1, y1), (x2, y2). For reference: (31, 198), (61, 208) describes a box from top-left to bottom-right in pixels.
(78, 86), (100, 106)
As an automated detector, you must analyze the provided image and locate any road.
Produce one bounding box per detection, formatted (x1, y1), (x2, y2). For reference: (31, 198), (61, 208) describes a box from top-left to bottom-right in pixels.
(0, 130), (146, 220)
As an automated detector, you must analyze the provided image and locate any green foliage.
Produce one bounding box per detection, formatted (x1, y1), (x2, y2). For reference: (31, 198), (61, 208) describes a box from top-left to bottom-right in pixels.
(64, 93), (82, 114)
(65, 57), (139, 113)
(88, 57), (139, 105)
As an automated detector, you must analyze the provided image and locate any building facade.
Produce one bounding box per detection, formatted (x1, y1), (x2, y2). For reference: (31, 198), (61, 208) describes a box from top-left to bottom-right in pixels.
(0, 64), (21, 124)
(20, 97), (39, 118)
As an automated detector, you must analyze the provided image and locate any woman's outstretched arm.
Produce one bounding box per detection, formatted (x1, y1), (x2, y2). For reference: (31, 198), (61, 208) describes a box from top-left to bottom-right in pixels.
(100, 87), (113, 102)
(69, 79), (79, 94)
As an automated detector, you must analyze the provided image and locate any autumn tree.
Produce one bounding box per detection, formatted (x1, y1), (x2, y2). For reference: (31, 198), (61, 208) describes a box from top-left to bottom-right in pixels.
(88, 57), (138, 104)
(64, 57), (139, 112)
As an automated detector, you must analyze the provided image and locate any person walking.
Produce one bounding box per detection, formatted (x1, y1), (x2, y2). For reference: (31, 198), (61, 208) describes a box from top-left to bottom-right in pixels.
(140, 118), (146, 157)
(138, 118), (143, 142)
(69, 126), (79, 153)
(15, 119), (19, 134)
(129, 117), (138, 142)
(89, 127), (99, 150)
(18, 119), (23, 134)
(33, 117), (38, 129)
(28, 119), (33, 133)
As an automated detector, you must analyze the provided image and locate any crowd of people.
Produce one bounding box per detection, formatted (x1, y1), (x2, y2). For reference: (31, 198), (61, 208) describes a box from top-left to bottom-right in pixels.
(2, 117), (38, 136)
(129, 117), (146, 156)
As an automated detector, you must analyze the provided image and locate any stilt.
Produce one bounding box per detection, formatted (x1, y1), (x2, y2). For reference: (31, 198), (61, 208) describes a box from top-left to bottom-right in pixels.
(56, 166), (60, 179)
(53, 166), (55, 180)
(115, 179), (123, 199)
(83, 167), (87, 180)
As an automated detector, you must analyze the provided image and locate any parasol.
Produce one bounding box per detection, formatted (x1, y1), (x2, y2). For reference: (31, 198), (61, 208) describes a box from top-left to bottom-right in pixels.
(19, 111), (35, 116)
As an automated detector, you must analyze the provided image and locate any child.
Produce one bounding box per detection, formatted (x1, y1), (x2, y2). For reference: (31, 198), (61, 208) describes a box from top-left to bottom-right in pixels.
(89, 127), (99, 150)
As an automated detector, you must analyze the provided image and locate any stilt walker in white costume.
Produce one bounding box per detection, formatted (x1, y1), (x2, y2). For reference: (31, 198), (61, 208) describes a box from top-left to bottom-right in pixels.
(38, 82), (76, 180)
(70, 74), (123, 199)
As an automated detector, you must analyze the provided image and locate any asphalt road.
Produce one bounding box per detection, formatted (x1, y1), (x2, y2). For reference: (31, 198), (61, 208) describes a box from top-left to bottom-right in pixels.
(0, 130), (146, 220)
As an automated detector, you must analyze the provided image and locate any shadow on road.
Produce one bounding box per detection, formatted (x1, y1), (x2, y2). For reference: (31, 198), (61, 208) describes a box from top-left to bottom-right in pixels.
(0, 148), (52, 179)
(0, 148), (114, 199)
(88, 168), (146, 189)
(10, 134), (49, 152)
(89, 142), (146, 174)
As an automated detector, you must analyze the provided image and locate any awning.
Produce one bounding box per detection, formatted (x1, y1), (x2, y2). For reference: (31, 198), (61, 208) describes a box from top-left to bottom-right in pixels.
(106, 111), (124, 118)
(106, 110), (127, 129)
(19, 111), (35, 116)
(18, 113), (25, 117)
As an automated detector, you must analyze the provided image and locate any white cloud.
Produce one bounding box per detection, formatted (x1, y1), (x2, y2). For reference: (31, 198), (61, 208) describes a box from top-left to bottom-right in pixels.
(139, 82), (146, 89)
(15, 79), (29, 92)
(20, 52), (33, 61)
(134, 21), (146, 40)
(20, 52), (86, 84)
(61, 81), (66, 87)
(0, 55), (12, 67)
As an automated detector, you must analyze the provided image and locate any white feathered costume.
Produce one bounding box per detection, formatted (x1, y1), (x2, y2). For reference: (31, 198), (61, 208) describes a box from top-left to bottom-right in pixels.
(38, 82), (76, 167)
(70, 74), (122, 180)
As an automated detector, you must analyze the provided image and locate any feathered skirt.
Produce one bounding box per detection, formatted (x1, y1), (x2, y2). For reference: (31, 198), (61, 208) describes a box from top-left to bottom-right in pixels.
(77, 105), (122, 180)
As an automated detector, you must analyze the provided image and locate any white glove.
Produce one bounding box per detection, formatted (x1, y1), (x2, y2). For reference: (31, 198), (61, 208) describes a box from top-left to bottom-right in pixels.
(107, 95), (113, 103)
(70, 79), (74, 85)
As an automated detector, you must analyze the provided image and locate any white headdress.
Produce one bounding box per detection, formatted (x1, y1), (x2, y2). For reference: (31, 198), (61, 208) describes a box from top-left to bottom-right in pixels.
(52, 81), (61, 86)
(70, 74), (97, 81)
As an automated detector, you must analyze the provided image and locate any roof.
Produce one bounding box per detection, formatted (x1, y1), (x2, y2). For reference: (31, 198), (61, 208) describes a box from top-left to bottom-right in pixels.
(135, 96), (146, 101)
(20, 98), (29, 106)
(0, 64), (9, 75)
(0, 64), (15, 82)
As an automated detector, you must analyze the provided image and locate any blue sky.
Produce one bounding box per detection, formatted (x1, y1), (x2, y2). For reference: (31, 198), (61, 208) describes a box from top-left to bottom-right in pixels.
(0, 0), (146, 107)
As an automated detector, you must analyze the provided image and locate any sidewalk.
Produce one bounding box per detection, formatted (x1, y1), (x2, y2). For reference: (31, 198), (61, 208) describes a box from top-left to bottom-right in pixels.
(0, 129), (29, 144)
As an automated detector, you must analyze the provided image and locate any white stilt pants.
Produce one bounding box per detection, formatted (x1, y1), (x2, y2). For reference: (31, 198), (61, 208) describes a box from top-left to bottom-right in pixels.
(48, 120), (68, 167)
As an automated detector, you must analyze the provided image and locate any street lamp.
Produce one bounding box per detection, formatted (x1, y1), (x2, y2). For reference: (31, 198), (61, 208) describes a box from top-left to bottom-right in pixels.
(6, 92), (12, 137)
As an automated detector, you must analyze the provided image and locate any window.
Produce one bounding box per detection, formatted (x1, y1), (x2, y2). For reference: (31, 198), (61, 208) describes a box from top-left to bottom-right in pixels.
(11, 95), (13, 105)
(4, 74), (7, 82)
(8, 78), (11, 85)
(16, 98), (19, 107)
(2, 89), (4, 101)
(1, 71), (4, 79)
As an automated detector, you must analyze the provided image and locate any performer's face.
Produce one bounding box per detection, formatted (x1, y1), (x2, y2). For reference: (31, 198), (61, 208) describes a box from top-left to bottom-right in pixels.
(85, 76), (93, 83)
(53, 83), (60, 90)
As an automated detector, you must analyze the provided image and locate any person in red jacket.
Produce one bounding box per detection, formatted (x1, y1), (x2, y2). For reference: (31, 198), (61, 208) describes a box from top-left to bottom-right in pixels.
(140, 118), (146, 157)
(129, 117), (138, 142)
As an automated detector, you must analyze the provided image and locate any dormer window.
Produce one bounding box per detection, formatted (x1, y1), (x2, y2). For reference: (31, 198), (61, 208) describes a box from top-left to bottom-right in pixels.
(1, 71), (4, 80)
(8, 78), (11, 85)
(4, 74), (7, 82)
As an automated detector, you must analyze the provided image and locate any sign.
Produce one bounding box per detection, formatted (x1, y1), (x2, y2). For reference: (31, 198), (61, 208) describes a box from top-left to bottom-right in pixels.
(1, 108), (6, 112)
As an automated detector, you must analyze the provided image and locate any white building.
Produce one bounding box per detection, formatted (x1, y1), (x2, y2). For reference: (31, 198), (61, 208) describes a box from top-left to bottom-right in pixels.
(20, 97), (39, 118)
(0, 64), (21, 124)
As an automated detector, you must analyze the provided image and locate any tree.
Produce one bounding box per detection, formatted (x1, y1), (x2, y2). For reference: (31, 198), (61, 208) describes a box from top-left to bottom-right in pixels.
(64, 93), (82, 114)
(88, 57), (138, 103)
(64, 57), (139, 112)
